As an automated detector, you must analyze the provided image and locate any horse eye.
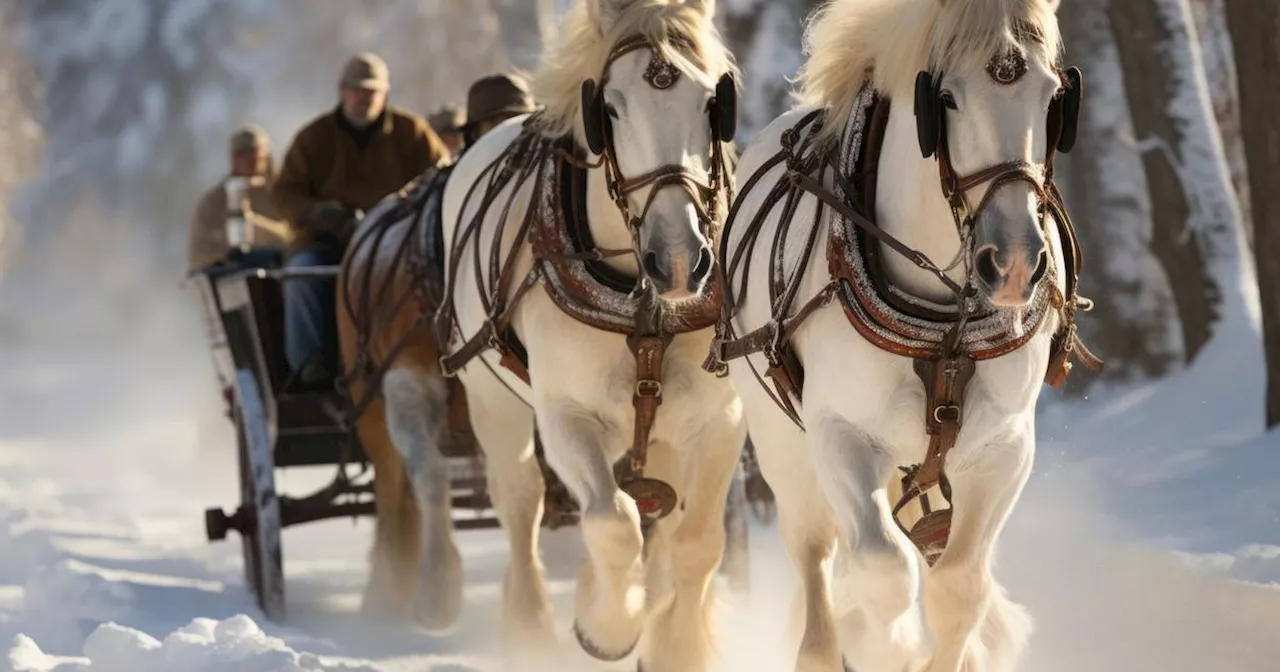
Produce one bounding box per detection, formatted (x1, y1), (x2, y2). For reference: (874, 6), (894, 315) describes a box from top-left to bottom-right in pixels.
(941, 92), (958, 111)
(605, 104), (619, 119)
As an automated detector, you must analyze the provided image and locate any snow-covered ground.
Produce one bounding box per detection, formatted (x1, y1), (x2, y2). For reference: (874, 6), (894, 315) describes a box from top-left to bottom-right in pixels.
(1, 276), (1278, 671)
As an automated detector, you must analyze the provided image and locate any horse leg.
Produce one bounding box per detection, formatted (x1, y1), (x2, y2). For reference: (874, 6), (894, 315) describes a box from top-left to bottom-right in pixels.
(640, 441), (679, 612)
(748, 415), (842, 672)
(809, 416), (926, 672)
(640, 409), (745, 672)
(382, 366), (463, 633)
(355, 395), (420, 619)
(921, 431), (1034, 672)
(464, 378), (556, 656)
(539, 405), (646, 661)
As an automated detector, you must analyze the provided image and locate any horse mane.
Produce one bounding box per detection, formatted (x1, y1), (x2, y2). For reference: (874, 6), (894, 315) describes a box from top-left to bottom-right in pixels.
(532, 0), (738, 138)
(796, 0), (1063, 147)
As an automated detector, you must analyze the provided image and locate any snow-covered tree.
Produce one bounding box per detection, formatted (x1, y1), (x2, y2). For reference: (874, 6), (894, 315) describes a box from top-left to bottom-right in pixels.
(1189, 0), (1251, 248)
(1055, 0), (1180, 383)
(0, 7), (42, 271)
(1108, 0), (1254, 366)
(1224, 0), (1280, 426)
(9, 0), (517, 290)
(13, 0), (257, 281)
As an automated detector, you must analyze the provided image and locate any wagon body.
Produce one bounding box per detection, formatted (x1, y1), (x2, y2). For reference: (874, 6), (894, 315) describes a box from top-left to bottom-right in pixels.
(190, 254), (755, 622)
(190, 258), (502, 621)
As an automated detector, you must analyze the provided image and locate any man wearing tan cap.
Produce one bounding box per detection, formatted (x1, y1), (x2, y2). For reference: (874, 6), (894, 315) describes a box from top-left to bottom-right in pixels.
(427, 105), (465, 156)
(273, 52), (448, 386)
(187, 124), (290, 271)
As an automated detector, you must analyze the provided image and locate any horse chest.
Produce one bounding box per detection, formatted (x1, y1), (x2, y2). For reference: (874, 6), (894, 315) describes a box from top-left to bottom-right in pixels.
(803, 320), (1051, 462)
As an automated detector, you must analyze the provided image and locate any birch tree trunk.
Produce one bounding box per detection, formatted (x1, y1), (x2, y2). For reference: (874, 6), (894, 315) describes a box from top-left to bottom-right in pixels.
(1108, 0), (1250, 365)
(1223, 0), (1280, 426)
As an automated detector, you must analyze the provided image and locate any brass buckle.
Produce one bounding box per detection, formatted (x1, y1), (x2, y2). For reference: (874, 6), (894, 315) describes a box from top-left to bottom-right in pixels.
(635, 379), (663, 398)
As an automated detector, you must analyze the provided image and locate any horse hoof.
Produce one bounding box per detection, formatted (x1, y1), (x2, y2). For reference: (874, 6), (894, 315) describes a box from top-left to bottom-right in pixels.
(572, 620), (638, 662)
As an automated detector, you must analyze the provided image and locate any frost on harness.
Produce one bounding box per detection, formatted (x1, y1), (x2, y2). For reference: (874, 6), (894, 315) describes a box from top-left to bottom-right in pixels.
(707, 69), (1102, 565)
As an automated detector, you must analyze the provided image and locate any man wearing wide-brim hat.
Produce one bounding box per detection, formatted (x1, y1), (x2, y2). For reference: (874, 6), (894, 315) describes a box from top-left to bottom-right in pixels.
(461, 73), (537, 147)
(272, 52), (449, 387)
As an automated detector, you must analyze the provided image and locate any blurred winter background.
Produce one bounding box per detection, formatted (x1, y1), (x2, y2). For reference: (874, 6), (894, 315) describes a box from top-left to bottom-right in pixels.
(1, 0), (1278, 670)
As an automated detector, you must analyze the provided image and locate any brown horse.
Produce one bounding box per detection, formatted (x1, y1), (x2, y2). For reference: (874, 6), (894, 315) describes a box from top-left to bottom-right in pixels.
(335, 171), (469, 632)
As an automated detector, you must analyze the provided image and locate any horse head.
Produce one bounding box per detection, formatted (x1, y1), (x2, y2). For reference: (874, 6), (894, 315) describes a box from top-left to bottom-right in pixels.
(912, 0), (1077, 307)
(572, 0), (738, 301)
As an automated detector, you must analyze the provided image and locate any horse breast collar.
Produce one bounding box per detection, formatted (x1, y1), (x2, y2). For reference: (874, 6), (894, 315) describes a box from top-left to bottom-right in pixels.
(528, 142), (723, 336)
(827, 86), (1058, 362)
(709, 77), (1101, 564)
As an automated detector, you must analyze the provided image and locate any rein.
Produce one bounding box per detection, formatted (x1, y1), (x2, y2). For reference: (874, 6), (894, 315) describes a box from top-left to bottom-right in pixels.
(708, 86), (1102, 564)
(436, 34), (736, 527)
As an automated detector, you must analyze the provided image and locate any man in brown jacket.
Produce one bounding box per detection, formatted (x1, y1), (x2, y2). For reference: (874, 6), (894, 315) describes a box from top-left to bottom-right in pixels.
(273, 52), (448, 385)
(187, 125), (290, 270)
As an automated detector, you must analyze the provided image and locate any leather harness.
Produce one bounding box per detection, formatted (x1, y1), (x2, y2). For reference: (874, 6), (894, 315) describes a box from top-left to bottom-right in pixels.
(434, 35), (735, 525)
(707, 84), (1102, 565)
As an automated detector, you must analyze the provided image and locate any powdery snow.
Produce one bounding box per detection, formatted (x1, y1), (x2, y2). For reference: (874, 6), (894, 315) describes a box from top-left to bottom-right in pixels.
(5, 616), (390, 672)
(0, 253), (1276, 671)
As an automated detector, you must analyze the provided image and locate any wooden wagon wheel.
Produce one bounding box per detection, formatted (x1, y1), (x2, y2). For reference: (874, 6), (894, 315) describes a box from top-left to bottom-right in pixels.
(227, 369), (286, 621)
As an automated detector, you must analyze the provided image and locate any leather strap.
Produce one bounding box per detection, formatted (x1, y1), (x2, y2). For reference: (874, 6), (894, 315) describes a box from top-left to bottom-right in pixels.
(891, 339), (975, 566)
(627, 333), (669, 475)
(617, 332), (679, 525)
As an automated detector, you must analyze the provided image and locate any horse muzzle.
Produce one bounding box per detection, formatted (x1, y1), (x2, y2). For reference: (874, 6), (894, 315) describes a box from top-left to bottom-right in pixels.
(642, 243), (714, 300)
(974, 242), (1048, 307)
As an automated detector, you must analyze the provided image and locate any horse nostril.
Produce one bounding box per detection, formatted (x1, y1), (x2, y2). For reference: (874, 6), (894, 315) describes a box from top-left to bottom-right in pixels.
(642, 251), (665, 282)
(975, 246), (1001, 287)
(690, 246), (714, 285)
(1029, 249), (1049, 286)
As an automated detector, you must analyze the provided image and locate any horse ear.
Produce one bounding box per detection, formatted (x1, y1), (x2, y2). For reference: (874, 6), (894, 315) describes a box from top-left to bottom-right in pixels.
(914, 71), (941, 158)
(586, 0), (626, 36)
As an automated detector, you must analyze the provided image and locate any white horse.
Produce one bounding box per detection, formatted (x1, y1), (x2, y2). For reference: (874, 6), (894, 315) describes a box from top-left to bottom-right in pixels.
(439, 0), (745, 668)
(717, 0), (1092, 670)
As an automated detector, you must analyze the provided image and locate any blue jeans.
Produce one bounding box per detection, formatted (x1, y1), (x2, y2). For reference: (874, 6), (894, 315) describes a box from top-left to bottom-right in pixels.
(283, 244), (342, 374)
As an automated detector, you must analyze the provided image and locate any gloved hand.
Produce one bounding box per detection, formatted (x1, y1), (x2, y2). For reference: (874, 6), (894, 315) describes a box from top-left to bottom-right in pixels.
(302, 200), (351, 232)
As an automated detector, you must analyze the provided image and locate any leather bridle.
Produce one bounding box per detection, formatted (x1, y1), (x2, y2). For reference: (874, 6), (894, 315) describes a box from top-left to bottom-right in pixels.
(578, 34), (735, 289)
(913, 60), (1083, 304)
